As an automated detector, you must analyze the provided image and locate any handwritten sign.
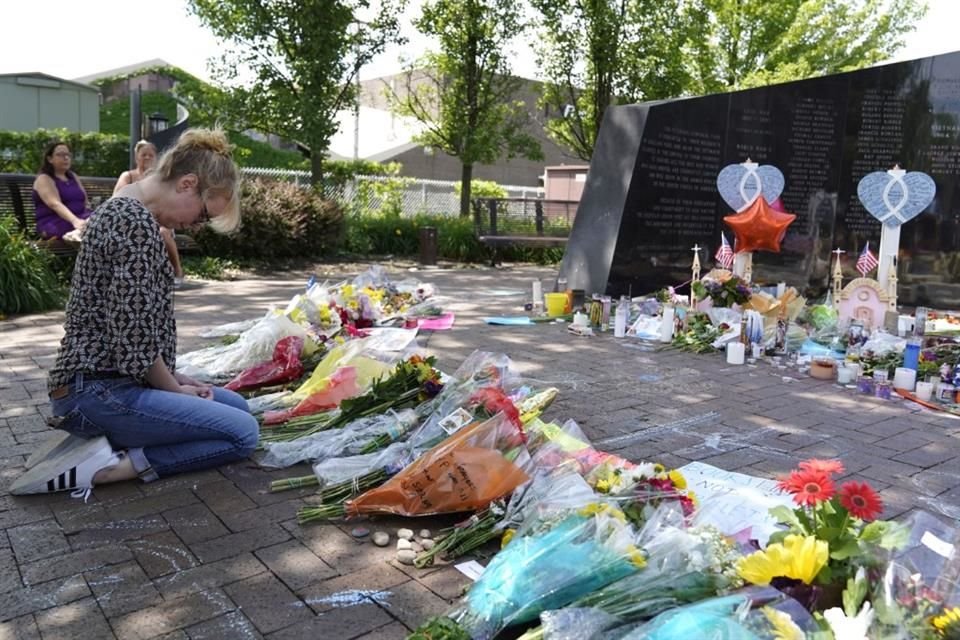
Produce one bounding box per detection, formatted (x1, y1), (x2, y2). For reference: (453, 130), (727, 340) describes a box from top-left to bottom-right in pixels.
(679, 461), (793, 545)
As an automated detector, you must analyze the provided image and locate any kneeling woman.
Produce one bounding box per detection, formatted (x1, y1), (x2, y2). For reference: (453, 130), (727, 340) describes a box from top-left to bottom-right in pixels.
(13, 129), (258, 498)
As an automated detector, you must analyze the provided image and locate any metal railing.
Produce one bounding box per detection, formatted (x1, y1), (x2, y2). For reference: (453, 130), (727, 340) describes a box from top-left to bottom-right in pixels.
(472, 197), (577, 238)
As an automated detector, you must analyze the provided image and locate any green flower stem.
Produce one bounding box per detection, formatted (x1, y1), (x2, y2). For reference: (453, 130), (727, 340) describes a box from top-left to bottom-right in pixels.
(295, 468), (390, 523)
(297, 502), (346, 523)
(270, 474), (319, 492)
(414, 510), (499, 568)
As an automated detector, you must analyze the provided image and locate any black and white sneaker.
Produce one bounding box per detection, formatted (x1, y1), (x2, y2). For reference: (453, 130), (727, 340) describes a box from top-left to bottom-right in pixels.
(10, 436), (120, 499)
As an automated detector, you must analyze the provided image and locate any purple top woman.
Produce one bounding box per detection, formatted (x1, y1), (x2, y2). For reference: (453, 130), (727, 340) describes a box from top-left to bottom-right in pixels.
(31, 142), (92, 239)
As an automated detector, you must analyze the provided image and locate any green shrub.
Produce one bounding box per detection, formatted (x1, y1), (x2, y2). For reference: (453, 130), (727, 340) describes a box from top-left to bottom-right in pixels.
(453, 179), (508, 199)
(0, 129), (129, 177)
(181, 256), (238, 280)
(341, 212), (563, 264)
(191, 178), (343, 259)
(0, 219), (65, 314)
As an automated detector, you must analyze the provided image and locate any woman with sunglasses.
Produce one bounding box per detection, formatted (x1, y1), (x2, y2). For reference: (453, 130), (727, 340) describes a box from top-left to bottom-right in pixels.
(12, 128), (258, 499)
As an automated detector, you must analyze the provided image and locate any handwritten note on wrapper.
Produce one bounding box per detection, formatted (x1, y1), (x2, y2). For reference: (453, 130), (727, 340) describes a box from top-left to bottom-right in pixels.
(679, 461), (794, 546)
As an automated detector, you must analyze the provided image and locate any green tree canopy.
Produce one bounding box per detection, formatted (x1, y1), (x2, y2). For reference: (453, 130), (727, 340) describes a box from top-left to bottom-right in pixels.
(536, 0), (927, 160)
(389, 0), (543, 217)
(187, 0), (405, 183)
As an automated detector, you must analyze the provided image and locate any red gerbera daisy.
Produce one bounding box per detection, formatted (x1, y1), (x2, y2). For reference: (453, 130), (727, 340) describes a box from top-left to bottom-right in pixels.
(778, 469), (835, 506)
(839, 481), (883, 521)
(798, 458), (845, 476)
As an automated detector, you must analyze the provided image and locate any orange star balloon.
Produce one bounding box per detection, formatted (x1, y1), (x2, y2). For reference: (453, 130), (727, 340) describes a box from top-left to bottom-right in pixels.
(723, 197), (796, 254)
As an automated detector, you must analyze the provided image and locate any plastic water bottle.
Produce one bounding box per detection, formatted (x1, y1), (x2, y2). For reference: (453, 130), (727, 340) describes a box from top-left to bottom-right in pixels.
(614, 296), (628, 337)
(914, 307), (928, 337)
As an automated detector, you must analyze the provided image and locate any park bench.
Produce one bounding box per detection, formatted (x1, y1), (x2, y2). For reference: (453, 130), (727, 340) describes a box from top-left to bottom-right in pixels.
(0, 173), (197, 256)
(472, 197), (575, 266)
(0, 173), (117, 257)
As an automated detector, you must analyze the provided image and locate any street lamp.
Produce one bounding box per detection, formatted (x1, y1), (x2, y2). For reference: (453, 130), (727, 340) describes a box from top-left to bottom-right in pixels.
(148, 112), (169, 135)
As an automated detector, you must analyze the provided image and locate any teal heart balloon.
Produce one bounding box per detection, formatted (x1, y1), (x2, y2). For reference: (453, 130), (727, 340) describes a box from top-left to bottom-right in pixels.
(717, 163), (784, 212)
(857, 170), (936, 228)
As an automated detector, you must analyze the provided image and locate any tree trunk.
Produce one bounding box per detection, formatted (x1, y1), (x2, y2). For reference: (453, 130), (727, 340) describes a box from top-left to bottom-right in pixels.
(310, 151), (324, 188)
(459, 163), (473, 218)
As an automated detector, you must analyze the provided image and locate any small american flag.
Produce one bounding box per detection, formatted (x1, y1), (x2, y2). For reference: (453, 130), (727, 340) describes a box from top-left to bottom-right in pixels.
(715, 232), (734, 269)
(856, 242), (879, 276)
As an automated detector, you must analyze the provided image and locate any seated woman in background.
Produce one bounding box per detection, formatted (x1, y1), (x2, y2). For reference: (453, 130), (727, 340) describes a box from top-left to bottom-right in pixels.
(115, 140), (183, 280)
(31, 142), (92, 239)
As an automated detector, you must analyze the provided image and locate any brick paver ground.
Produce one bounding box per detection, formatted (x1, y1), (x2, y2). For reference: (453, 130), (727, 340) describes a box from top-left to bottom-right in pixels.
(2, 262), (960, 638)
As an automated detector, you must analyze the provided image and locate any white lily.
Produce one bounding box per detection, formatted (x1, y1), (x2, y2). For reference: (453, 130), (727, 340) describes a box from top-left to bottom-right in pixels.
(823, 602), (874, 640)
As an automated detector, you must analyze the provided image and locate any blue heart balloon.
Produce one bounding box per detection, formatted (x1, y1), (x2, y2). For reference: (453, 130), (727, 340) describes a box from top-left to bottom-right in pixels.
(857, 170), (936, 228)
(717, 163), (785, 211)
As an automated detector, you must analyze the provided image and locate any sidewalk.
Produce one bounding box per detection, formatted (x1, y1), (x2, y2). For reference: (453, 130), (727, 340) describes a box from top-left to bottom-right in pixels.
(1, 264), (959, 639)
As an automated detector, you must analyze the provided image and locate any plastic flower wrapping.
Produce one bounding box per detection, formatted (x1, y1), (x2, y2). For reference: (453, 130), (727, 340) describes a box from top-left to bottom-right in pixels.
(526, 523), (743, 640)
(290, 355), (558, 521)
(604, 586), (818, 639)
(177, 266), (441, 382)
(864, 511), (960, 639)
(298, 411), (530, 522)
(422, 502), (681, 640)
(259, 408), (420, 468)
(260, 351), (441, 439)
(178, 311), (313, 382)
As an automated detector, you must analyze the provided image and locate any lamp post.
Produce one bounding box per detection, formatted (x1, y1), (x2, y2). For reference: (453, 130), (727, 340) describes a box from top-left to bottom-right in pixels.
(148, 112), (169, 135)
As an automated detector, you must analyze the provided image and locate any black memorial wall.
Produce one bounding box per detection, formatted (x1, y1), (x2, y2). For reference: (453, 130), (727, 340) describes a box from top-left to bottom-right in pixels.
(560, 52), (960, 306)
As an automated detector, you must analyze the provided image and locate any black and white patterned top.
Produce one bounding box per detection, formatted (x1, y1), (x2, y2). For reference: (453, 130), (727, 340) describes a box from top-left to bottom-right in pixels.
(48, 197), (176, 390)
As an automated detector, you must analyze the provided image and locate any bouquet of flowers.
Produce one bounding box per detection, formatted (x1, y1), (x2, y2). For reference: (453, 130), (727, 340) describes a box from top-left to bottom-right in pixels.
(858, 510), (960, 639)
(671, 312), (723, 353)
(225, 335), (305, 392)
(738, 458), (907, 612)
(520, 524), (743, 640)
(177, 312), (312, 382)
(259, 408), (420, 469)
(261, 354), (443, 435)
(605, 586), (818, 639)
(692, 274), (752, 309)
(276, 351), (525, 503)
(415, 460), (598, 568)
(413, 420), (690, 569)
(298, 412), (529, 521)
(412, 501), (675, 640)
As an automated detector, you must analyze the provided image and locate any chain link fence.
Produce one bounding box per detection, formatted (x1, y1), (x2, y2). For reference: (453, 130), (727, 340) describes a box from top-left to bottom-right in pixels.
(239, 167), (543, 218)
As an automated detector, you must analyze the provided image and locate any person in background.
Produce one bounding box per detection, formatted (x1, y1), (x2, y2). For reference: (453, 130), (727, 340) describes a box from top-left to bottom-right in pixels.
(115, 140), (184, 281)
(11, 128), (256, 499)
(31, 142), (92, 239)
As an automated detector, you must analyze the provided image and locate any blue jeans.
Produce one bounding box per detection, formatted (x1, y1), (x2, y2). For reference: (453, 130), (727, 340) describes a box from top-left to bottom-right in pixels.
(51, 373), (258, 482)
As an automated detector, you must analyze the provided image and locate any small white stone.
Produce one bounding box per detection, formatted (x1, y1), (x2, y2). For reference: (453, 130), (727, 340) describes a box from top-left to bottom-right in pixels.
(420, 538), (435, 551)
(396, 538), (413, 550)
(372, 531), (390, 547)
(418, 529), (432, 539)
(397, 528), (415, 540)
(410, 542), (423, 553)
(397, 549), (416, 565)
